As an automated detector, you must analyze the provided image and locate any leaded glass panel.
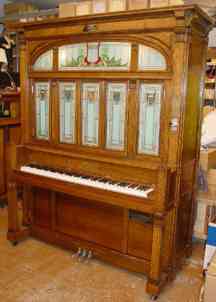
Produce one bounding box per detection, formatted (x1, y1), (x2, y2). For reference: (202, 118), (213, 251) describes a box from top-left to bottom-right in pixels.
(82, 83), (100, 146)
(33, 50), (53, 71)
(138, 84), (162, 155)
(139, 45), (167, 71)
(106, 83), (126, 150)
(59, 82), (76, 144)
(35, 82), (50, 140)
(59, 42), (131, 70)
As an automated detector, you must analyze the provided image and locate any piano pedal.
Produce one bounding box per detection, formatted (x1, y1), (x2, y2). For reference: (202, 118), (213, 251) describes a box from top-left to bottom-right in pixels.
(78, 249), (88, 262)
(84, 250), (93, 264)
(72, 247), (82, 260)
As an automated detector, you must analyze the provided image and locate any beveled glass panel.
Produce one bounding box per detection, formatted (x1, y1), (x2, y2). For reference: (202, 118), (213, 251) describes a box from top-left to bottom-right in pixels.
(59, 82), (76, 144)
(138, 84), (162, 155)
(139, 45), (167, 70)
(82, 83), (100, 146)
(35, 82), (50, 140)
(59, 42), (131, 70)
(106, 83), (127, 150)
(33, 50), (53, 71)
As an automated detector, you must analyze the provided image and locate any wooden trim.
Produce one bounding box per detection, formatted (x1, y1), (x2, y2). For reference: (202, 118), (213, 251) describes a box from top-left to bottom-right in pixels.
(7, 5), (212, 31)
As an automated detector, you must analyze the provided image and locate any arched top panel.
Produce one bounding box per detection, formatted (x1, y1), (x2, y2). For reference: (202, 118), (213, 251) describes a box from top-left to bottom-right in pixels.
(33, 50), (53, 71)
(59, 42), (131, 70)
(32, 41), (167, 72)
(138, 45), (167, 71)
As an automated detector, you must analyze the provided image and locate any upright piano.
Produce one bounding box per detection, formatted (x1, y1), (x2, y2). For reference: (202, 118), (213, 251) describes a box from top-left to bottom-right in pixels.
(7, 5), (213, 297)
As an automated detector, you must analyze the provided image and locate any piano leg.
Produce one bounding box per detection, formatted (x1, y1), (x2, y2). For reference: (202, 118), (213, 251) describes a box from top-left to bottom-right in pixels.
(22, 186), (33, 226)
(146, 213), (165, 297)
(7, 181), (30, 244)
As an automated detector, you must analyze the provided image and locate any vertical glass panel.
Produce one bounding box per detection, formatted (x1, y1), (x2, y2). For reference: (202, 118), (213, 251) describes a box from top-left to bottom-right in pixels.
(128, 0), (148, 10)
(106, 83), (127, 150)
(138, 84), (162, 155)
(33, 50), (53, 71)
(82, 83), (100, 146)
(109, 0), (126, 12)
(92, 0), (106, 13)
(76, 2), (91, 16)
(59, 82), (76, 144)
(59, 42), (131, 70)
(35, 82), (50, 140)
(139, 45), (167, 71)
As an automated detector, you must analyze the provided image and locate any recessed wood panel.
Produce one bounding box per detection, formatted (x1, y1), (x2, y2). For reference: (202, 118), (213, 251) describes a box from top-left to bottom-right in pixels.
(128, 215), (153, 260)
(56, 193), (125, 252)
(33, 188), (52, 228)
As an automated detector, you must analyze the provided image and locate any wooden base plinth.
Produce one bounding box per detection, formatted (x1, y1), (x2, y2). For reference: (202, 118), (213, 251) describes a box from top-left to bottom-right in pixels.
(7, 228), (30, 243)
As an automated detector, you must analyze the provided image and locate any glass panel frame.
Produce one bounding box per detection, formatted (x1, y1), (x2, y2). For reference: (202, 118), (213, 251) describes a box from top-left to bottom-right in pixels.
(138, 83), (163, 156)
(59, 82), (76, 144)
(138, 45), (167, 71)
(58, 42), (131, 71)
(106, 82), (127, 151)
(82, 83), (100, 147)
(33, 50), (53, 71)
(35, 82), (50, 140)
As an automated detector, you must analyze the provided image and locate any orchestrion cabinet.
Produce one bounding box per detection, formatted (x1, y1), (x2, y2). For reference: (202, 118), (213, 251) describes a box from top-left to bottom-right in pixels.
(7, 5), (213, 297)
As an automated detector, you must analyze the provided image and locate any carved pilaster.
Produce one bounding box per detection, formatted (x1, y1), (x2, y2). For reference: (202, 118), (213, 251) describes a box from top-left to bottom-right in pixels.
(146, 212), (165, 296)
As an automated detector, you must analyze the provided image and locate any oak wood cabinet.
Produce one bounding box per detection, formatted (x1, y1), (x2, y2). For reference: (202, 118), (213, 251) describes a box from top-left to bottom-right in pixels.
(7, 5), (213, 297)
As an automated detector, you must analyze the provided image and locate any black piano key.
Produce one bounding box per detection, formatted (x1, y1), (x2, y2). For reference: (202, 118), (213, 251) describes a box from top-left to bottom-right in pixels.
(108, 180), (116, 185)
(118, 182), (130, 187)
(129, 184), (139, 189)
(139, 185), (149, 191)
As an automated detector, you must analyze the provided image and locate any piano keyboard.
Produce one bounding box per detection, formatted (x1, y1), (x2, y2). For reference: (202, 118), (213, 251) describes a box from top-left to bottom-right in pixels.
(20, 165), (154, 199)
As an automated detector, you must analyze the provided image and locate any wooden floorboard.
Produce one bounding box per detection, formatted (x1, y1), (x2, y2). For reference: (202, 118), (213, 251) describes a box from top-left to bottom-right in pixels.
(0, 207), (204, 302)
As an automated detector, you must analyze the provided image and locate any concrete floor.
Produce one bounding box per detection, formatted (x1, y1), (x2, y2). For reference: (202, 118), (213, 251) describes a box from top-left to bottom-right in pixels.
(0, 207), (204, 302)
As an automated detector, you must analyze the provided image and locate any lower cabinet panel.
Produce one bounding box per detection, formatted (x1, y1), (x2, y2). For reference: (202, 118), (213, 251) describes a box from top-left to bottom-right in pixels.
(33, 188), (52, 228)
(32, 189), (153, 260)
(55, 193), (125, 252)
(127, 212), (153, 260)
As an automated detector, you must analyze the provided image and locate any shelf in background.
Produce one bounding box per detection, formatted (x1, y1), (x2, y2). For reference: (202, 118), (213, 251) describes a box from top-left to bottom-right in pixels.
(0, 118), (20, 127)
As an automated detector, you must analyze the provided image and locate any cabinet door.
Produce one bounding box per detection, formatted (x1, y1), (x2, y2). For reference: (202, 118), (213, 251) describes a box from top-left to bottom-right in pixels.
(59, 82), (76, 144)
(35, 82), (50, 140)
(82, 83), (100, 146)
(138, 83), (162, 155)
(106, 83), (127, 150)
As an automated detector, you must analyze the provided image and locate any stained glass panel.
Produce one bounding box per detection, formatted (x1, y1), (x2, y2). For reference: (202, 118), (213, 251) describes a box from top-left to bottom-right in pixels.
(138, 84), (162, 155)
(59, 42), (131, 70)
(59, 82), (76, 144)
(82, 83), (100, 146)
(139, 45), (167, 70)
(106, 83), (126, 150)
(35, 82), (50, 140)
(33, 50), (53, 71)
